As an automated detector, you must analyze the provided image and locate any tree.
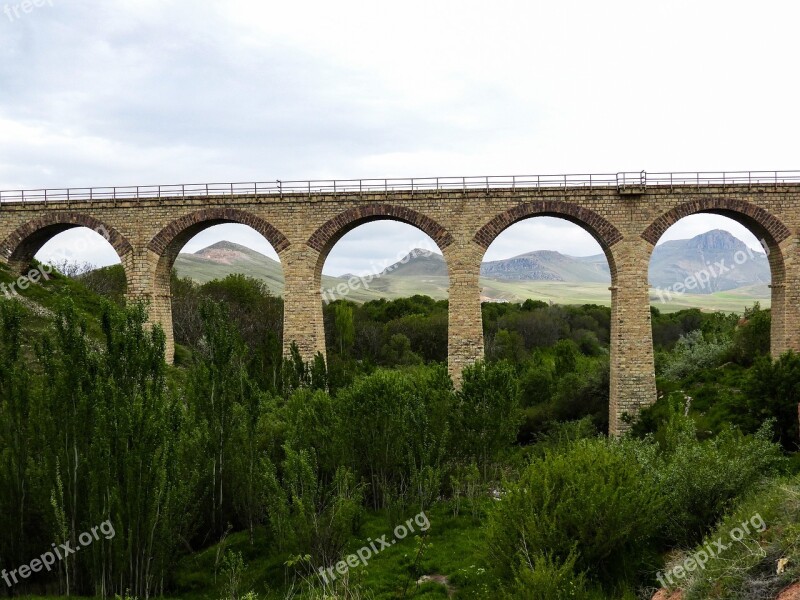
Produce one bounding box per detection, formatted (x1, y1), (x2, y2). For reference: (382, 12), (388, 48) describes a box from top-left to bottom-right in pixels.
(745, 351), (800, 450)
(333, 302), (355, 357)
(457, 361), (522, 480)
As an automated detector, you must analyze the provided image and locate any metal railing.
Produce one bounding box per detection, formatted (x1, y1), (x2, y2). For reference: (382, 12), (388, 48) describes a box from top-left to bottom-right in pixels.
(0, 170), (798, 204)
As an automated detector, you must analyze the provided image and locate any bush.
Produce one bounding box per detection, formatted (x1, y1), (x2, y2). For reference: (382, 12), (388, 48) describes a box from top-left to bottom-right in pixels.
(660, 330), (731, 381)
(486, 436), (664, 587)
(733, 303), (771, 365)
(503, 550), (597, 599)
(457, 361), (522, 480)
(645, 408), (785, 547)
(744, 351), (800, 451)
(337, 367), (453, 509)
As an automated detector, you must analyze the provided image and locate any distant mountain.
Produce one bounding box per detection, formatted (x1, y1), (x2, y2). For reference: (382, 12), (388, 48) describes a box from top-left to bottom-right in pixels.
(173, 230), (771, 310)
(173, 242), (442, 303)
(481, 250), (610, 283)
(649, 230), (769, 293)
(378, 249), (448, 277)
(174, 241), (286, 294)
(367, 248), (611, 282)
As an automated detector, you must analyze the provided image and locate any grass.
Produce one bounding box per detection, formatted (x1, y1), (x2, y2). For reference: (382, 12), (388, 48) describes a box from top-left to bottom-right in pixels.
(170, 502), (493, 600)
(0, 261), (116, 342)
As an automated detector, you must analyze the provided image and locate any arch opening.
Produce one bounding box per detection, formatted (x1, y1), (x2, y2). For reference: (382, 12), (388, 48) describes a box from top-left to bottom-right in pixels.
(0, 216), (131, 304)
(150, 211), (286, 384)
(647, 211), (780, 372)
(478, 214), (615, 438)
(315, 219), (451, 374)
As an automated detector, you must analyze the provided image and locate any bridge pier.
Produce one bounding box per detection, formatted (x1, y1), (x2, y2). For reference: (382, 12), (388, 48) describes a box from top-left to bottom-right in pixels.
(124, 249), (175, 362)
(609, 240), (657, 435)
(774, 235), (800, 356)
(281, 246), (326, 363)
(444, 243), (485, 386)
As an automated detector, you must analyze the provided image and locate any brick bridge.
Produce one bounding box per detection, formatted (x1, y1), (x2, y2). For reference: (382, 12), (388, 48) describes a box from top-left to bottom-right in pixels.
(1, 171), (798, 434)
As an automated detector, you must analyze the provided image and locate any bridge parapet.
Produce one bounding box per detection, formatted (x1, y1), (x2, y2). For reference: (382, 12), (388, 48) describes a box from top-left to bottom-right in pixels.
(4, 169), (800, 204)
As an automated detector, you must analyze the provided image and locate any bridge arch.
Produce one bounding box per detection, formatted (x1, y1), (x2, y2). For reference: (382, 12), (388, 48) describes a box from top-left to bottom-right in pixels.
(146, 208), (290, 362)
(474, 201), (623, 280)
(307, 204), (453, 279)
(643, 198), (791, 356)
(0, 212), (133, 273)
(148, 207), (290, 261)
(288, 204), (454, 371)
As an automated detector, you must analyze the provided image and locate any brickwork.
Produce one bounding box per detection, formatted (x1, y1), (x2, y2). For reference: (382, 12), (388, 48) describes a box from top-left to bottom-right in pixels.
(0, 184), (797, 434)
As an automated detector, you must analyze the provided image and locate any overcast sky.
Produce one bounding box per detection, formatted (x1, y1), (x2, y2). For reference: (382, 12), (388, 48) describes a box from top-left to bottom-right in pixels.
(1, 0), (791, 274)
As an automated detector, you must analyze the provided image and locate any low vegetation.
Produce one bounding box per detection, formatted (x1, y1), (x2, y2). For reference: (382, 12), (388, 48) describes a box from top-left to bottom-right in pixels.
(0, 264), (797, 599)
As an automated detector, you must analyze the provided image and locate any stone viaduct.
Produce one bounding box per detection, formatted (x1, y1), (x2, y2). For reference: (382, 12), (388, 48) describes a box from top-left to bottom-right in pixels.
(0, 172), (798, 434)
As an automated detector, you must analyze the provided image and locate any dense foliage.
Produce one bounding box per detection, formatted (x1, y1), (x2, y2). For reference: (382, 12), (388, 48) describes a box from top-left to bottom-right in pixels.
(0, 264), (796, 600)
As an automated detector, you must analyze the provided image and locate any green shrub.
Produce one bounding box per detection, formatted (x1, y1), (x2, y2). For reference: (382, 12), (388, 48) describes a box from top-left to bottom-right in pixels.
(645, 409), (785, 547)
(733, 303), (771, 365)
(487, 436), (664, 587)
(457, 361), (522, 480)
(660, 330), (731, 381)
(337, 367), (453, 509)
(503, 550), (596, 599)
(744, 351), (800, 451)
